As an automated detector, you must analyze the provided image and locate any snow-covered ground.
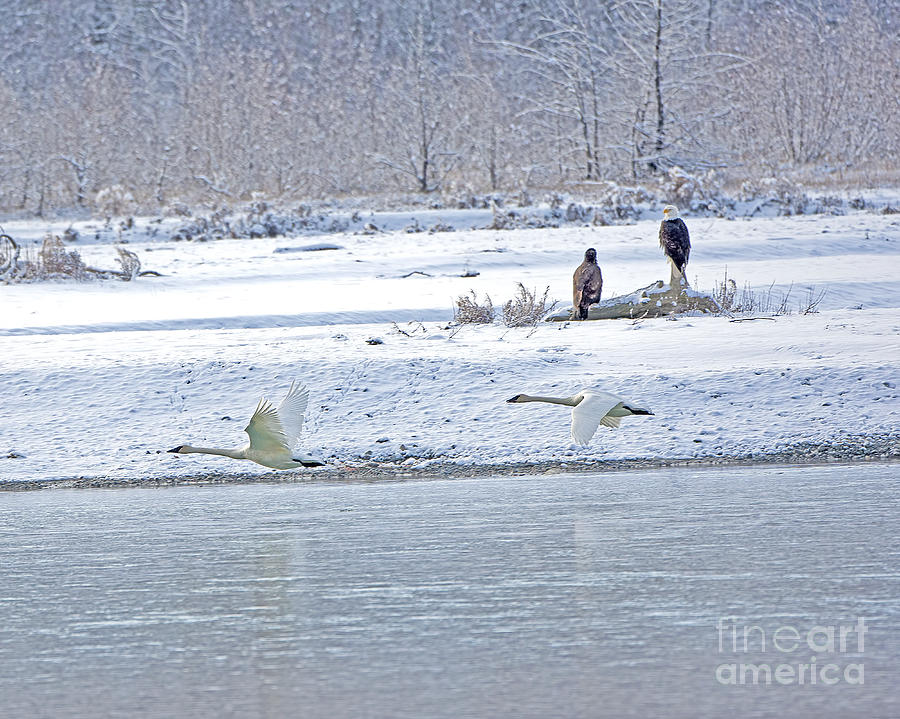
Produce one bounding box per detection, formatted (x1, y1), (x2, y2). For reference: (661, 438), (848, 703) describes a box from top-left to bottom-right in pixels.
(2, 201), (899, 485)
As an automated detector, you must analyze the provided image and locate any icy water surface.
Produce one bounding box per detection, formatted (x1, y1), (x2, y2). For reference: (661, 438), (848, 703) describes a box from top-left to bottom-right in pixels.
(1, 463), (898, 718)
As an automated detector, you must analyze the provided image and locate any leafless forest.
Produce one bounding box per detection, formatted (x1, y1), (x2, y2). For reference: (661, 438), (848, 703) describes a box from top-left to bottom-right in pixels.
(0, 0), (896, 214)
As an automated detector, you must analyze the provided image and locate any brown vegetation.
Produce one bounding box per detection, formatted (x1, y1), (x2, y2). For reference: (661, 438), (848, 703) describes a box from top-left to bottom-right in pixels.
(0, 234), (157, 283)
(0, 1), (893, 215)
(454, 291), (495, 324)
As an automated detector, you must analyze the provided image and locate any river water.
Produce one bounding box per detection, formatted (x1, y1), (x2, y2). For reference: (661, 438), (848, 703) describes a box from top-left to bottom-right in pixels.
(1, 463), (898, 718)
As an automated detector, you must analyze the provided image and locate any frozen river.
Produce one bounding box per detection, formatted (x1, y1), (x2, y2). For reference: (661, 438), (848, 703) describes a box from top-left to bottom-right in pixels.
(1, 463), (898, 718)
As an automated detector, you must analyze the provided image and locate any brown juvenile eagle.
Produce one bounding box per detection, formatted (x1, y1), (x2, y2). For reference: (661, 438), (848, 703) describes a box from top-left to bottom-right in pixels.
(659, 205), (691, 286)
(572, 248), (603, 320)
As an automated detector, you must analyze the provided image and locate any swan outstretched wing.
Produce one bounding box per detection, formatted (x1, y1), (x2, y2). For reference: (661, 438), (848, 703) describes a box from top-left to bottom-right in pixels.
(276, 381), (309, 448)
(245, 398), (291, 452)
(570, 391), (622, 446)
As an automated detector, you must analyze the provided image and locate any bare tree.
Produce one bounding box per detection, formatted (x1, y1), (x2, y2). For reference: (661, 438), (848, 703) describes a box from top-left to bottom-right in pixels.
(77, 0), (195, 99)
(375, 1), (461, 193)
(450, 47), (521, 192)
(495, 0), (611, 181)
(724, 0), (897, 173)
(606, 0), (745, 176)
(0, 0), (895, 211)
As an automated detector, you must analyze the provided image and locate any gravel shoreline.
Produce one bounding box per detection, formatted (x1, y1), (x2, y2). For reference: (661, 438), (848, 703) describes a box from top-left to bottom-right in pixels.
(2, 434), (898, 491)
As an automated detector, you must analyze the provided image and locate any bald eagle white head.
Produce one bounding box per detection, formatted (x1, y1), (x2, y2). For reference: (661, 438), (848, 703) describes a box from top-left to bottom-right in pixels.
(659, 205), (690, 286)
(662, 204), (681, 221)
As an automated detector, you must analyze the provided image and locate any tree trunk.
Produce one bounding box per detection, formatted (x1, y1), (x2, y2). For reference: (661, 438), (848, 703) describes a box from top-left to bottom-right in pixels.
(651, 0), (665, 172)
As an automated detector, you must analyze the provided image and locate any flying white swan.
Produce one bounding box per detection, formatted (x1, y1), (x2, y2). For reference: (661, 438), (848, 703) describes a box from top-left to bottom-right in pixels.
(168, 380), (324, 469)
(506, 388), (653, 446)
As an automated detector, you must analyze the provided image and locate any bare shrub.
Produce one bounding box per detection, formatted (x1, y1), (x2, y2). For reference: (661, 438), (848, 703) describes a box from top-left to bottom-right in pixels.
(391, 321), (427, 337)
(736, 177), (814, 216)
(799, 287), (826, 314)
(454, 290), (495, 324)
(590, 181), (649, 221)
(167, 202), (192, 217)
(488, 200), (511, 230)
(1, 234), (155, 283)
(38, 235), (88, 280)
(774, 286), (794, 316)
(502, 283), (556, 327)
(660, 166), (711, 206)
(94, 185), (137, 217)
(712, 271), (791, 315)
(115, 246), (141, 280)
(711, 269), (825, 317)
(713, 275), (738, 311)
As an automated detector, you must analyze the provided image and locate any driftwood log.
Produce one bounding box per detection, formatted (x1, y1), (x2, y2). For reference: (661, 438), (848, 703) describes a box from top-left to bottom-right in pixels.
(0, 233), (21, 281)
(547, 280), (722, 321)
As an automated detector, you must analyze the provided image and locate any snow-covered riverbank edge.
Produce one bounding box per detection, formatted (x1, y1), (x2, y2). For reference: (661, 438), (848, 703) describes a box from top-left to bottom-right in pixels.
(4, 437), (898, 491)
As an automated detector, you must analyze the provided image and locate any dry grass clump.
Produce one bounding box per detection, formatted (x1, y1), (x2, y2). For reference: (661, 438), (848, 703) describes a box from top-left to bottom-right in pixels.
(454, 284), (558, 327)
(454, 290), (495, 323)
(502, 283), (556, 327)
(1, 232), (155, 283)
(38, 235), (90, 279)
(115, 246), (142, 280)
(797, 286), (826, 315)
(712, 269), (825, 316)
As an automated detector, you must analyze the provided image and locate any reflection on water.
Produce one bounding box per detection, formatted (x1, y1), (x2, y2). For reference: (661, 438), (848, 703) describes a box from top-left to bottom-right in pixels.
(1, 463), (898, 718)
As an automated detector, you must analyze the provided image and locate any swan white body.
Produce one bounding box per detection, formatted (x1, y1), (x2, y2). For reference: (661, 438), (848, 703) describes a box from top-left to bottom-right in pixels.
(168, 381), (324, 469)
(506, 388), (653, 446)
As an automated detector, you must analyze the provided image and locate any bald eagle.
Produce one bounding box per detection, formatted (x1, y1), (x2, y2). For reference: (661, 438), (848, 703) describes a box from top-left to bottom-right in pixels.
(572, 248), (603, 320)
(659, 205), (691, 286)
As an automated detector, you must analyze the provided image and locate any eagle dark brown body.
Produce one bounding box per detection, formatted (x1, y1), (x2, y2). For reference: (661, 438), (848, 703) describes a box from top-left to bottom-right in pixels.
(659, 205), (691, 285)
(573, 248), (603, 320)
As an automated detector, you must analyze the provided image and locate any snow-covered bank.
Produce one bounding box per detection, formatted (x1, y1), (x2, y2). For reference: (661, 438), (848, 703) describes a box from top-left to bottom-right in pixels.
(1, 204), (899, 486)
(4, 456), (899, 492)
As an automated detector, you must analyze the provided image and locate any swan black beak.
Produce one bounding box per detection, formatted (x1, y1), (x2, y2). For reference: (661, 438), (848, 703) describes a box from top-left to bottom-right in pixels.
(167, 446), (183, 453)
(506, 394), (521, 403)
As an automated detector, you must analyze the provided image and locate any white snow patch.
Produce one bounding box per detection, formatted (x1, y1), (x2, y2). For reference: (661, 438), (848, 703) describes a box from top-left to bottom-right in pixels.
(1, 204), (899, 483)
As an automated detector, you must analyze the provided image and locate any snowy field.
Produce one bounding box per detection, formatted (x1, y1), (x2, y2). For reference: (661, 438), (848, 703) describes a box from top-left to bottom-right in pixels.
(2, 199), (899, 485)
